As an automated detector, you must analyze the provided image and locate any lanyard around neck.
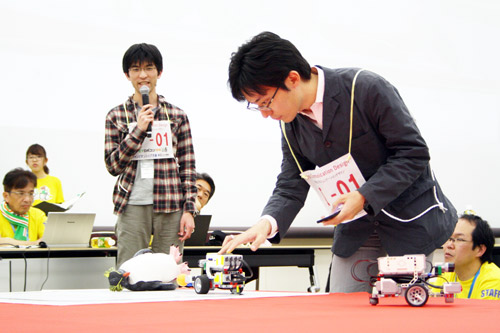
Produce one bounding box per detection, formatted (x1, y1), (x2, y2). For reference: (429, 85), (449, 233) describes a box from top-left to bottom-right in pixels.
(455, 265), (481, 299)
(123, 99), (170, 127)
(280, 69), (365, 178)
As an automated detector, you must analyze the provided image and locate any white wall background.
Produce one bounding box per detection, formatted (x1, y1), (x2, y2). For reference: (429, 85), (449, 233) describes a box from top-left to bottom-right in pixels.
(0, 0), (499, 229)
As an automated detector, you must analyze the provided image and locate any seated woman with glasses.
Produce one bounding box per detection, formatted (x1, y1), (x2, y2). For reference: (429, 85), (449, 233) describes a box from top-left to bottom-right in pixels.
(25, 144), (64, 207)
(0, 168), (46, 247)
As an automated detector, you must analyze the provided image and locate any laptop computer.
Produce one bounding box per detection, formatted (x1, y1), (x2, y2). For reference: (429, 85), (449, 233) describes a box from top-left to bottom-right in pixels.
(185, 215), (212, 246)
(42, 212), (96, 248)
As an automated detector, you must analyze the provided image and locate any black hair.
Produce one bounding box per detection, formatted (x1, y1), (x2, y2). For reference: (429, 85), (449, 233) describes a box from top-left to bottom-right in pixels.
(122, 43), (163, 74)
(196, 172), (215, 200)
(3, 168), (37, 192)
(26, 143), (49, 174)
(460, 214), (495, 263)
(228, 31), (311, 101)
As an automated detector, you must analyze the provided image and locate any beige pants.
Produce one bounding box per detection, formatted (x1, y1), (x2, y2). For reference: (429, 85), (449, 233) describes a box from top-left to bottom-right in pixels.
(115, 205), (183, 267)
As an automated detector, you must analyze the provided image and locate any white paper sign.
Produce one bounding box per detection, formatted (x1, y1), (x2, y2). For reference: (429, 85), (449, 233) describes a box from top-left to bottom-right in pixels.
(129, 120), (174, 160)
(302, 153), (367, 222)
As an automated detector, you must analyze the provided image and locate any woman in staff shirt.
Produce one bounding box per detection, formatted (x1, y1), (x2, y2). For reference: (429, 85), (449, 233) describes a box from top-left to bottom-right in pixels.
(25, 144), (64, 206)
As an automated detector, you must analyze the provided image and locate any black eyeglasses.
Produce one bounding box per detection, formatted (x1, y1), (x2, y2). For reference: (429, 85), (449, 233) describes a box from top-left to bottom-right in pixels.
(447, 237), (472, 244)
(247, 87), (279, 112)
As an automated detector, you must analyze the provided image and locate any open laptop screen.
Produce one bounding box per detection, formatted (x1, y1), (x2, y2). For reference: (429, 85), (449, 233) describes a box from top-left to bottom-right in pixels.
(42, 212), (96, 248)
(184, 215), (212, 246)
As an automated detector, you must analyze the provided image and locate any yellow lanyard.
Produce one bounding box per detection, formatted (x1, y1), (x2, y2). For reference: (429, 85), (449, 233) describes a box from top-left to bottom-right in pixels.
(123, 100), (171, 127)
(281, 69), (364, 178)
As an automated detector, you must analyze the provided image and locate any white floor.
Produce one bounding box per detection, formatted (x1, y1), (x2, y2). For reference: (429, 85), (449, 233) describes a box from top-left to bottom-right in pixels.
(0, 288), (323, 306)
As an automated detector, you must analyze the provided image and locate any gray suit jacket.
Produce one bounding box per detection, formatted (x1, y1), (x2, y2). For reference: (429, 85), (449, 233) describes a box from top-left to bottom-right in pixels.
(262, 67), (457, 257)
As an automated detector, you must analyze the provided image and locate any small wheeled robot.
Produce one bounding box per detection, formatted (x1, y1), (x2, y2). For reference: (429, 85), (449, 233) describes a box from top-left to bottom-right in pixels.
(192, 253), (248, 295)
(367, 254), (462, 307)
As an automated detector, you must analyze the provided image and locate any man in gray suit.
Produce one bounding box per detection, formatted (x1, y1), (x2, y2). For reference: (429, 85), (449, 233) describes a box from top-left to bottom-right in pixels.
(220, 31), (457, 293)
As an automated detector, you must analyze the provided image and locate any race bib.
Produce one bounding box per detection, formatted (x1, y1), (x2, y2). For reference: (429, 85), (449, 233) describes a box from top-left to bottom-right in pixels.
(129, 120), (174, 160)
(302, 153), (367, 222)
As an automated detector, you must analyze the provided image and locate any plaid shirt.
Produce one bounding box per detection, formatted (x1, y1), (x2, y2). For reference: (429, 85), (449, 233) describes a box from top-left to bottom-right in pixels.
(104, 95), (197, 215)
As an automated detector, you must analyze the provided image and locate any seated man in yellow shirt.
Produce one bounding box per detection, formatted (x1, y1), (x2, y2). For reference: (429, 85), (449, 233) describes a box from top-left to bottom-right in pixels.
(435, 213), (500, 300)
(0, 168), (46, 247)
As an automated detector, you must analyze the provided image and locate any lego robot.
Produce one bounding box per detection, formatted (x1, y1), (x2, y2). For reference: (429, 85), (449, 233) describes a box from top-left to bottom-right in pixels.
(365, 254), (462, 306)
(192, 253), (249, 295)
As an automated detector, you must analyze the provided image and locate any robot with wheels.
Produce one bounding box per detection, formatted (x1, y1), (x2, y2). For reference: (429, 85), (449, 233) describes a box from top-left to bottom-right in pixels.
(367, 254), (462, 307)
(192, 253), (249, 295)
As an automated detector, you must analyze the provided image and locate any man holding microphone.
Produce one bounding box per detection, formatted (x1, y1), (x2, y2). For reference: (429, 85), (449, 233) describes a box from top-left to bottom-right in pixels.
(105, 43), (197, 267)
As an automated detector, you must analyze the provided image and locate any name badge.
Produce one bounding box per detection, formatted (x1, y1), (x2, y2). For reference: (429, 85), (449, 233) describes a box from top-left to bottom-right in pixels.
(129, 120), (174, 160)
(302, 153), (367, 222)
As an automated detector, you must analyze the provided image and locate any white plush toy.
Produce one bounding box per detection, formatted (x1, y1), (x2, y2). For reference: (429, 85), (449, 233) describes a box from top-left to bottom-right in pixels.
(107, 245), (190, 291)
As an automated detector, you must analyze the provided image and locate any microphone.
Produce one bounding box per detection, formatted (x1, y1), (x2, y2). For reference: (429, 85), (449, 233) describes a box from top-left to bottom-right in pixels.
(140, 85), (150, 105)
(140, 85), (152, 134)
